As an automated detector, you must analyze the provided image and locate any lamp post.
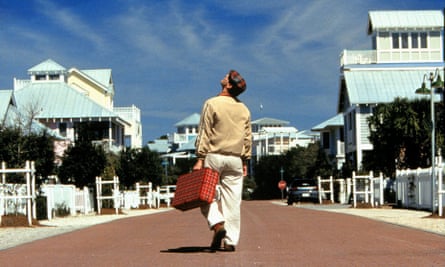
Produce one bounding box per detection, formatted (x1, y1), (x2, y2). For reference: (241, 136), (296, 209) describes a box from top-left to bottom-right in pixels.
(415, 69), (444, 215)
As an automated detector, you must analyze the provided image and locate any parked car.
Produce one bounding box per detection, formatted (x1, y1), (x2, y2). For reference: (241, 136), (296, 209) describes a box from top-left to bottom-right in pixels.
(287, 178), (319, 205)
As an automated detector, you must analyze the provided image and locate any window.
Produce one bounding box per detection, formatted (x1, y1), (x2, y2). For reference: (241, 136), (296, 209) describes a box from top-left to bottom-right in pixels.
(59, 123), (67, 137)
(322, 132), (330, 149)
(49, 74), (59, 80)
(420, 32), (427, 48)
(401, 33), (408, 48)
(411, 33), (418, 48)
(392, 33), (399, 48)
(340, 127), (344, 142)
(348, 113), (353, 130)
(36, 74), (46, 80)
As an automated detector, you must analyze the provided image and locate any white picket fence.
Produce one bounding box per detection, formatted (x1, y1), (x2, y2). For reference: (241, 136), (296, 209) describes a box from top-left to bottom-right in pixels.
(396, 166), (445, 216)
(40, 184), (94, 220)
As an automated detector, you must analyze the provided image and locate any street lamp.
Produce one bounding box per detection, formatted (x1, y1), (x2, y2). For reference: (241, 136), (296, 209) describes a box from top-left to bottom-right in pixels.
(415, 69), (444, 215)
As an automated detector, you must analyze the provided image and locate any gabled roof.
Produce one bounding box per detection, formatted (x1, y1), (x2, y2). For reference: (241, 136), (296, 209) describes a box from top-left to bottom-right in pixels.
(368, 10), (444, 34)
(70, 68), (115, 95)
(82, 69), (112, 87)
(14, 82), (128, 125)
(175, 113), (200, 126)
(339, 68), (443, 112)
(28, 59), (67, 75)
(251, 117), (289, 125)
(312, 114), (344, 131)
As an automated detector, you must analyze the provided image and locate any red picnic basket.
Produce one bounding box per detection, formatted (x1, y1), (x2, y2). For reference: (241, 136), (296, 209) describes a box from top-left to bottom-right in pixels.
(172, 168), (219, 211)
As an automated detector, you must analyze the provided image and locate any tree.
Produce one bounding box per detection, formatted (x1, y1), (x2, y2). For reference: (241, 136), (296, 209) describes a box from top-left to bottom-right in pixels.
(252, 142), (330, 199)
(0, 127), (55, 183)
(116, 147), (164, 188)
(252, 155), (284, 199)
(364, 98), (432, 177)
(57, 142), (107, 188)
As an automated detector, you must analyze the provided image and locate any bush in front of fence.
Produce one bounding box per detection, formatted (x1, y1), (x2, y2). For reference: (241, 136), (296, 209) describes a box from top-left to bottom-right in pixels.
(54, 202), (70, 217)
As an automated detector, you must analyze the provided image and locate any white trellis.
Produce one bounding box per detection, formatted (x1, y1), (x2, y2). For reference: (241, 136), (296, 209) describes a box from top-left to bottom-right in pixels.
(96, 176), (120, 215)
(352, 171), (384, 208)
(0, 161), (36, 226)
(317, 176), (334, 204)
(136, 182), (154, 208)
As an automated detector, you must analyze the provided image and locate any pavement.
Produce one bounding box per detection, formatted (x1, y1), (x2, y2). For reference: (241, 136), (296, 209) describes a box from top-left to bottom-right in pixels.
(281, 201), (445, 236)
(0, 201), (444, 266)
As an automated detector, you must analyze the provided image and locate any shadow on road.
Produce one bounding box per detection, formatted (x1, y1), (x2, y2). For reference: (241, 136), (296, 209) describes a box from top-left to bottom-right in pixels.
(161, 246), (216, 253)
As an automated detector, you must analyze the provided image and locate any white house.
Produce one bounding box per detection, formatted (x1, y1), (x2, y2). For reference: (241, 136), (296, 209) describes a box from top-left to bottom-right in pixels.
(312, 114), (345, 170)
(10, 59), (143, 156)
(338, 10), (444, 170)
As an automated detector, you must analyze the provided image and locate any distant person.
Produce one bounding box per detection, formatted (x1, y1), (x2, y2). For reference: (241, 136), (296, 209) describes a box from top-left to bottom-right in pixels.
(193, 70), (252, 252)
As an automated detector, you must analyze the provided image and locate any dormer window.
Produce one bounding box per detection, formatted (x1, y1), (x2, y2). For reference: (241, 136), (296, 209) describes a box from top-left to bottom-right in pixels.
(49, 74), (59, 80)
(36, 74), (46, 80)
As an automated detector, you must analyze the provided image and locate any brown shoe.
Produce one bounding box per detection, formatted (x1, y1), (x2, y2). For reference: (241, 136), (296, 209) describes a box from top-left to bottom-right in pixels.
(223, 243), (235, 252)
(210, 224), (226, 250)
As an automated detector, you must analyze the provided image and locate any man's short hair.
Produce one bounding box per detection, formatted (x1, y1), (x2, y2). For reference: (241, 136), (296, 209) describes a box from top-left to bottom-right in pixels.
(228, 70), (247, 97)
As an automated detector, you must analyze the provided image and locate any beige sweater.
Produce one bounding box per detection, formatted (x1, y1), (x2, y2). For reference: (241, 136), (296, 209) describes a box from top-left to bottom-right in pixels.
(195, 95), (252, 161)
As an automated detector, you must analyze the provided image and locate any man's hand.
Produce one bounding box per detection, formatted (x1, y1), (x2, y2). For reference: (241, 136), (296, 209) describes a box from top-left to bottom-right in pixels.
(193, 159), (204, 171)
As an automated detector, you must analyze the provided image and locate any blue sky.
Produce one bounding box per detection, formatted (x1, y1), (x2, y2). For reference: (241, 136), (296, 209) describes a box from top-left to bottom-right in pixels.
(0, 0), (443, 143)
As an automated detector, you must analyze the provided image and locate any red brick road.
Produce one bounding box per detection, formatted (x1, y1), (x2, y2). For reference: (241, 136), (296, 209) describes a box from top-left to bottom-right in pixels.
(1, 201), (444, 266)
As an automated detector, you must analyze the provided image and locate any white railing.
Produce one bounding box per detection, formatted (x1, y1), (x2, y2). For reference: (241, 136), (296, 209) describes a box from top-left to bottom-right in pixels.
(340, 49), (377, 66)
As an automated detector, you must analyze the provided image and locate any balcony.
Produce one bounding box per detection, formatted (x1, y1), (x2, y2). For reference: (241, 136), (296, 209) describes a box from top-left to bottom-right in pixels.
(340, 50), (377, 66)
(341, 49), (443, 67)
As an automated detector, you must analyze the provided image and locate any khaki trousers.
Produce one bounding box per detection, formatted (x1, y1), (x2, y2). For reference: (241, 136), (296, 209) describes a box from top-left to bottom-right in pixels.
(201, 153), (244, 246)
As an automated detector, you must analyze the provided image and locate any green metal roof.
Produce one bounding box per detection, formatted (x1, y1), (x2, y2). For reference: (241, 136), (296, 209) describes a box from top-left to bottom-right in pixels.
(0, 90), (13, 121)
(0, 89), (65, 138)
(74, 68), (115, 95)
(312, 114), (343, 131)
(14, 82), (125, 123)
(251, 117), (289, 125)
(368, 10), (444, 34)
(28, 59), (67, 75)
(343, 69), (442, 105)
(147, 139), (171, 153)
(81, 69), (112, 87)
(175, 113), (200, 126)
